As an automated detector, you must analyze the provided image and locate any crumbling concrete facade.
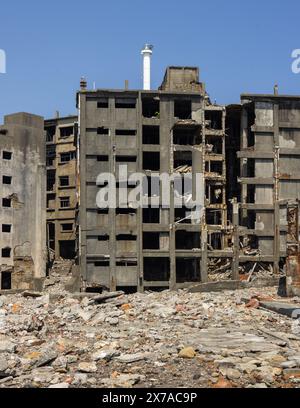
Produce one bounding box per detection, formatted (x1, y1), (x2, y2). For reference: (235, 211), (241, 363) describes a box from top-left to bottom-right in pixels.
(0, 113), (46, 290)
(45, 115), (78, 261)
(77, 67), (227, 292)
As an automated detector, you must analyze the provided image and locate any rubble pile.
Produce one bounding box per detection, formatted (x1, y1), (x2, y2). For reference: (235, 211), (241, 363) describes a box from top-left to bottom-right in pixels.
(0, 286), (300, 388)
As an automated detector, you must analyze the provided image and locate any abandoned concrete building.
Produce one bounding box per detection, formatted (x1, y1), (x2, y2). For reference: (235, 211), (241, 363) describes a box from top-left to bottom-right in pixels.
(45, 115), (78, 260)
(0, 113), (46, 290)
(76, 67), (227, 292)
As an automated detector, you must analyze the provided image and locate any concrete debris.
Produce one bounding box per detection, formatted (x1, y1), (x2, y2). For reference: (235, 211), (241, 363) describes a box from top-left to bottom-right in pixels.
(0, 285), (300, 388)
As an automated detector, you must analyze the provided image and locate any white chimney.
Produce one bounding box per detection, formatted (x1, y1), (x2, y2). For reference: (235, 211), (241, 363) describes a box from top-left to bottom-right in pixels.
(141, 44), (153, 90)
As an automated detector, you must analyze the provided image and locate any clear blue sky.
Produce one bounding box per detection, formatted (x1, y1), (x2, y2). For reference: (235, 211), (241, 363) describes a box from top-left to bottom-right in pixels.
(0, 0), (299, 121)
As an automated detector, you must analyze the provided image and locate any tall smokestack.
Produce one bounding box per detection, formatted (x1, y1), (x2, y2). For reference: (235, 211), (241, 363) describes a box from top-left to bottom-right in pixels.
(141, 44), (153, 90)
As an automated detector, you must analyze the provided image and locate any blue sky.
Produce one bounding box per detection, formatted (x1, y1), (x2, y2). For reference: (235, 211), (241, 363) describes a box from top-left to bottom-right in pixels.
(0, 0), (299, 121)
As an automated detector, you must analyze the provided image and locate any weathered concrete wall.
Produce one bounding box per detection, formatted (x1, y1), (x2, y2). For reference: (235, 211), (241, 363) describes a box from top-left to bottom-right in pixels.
(0, 112), (46, 289)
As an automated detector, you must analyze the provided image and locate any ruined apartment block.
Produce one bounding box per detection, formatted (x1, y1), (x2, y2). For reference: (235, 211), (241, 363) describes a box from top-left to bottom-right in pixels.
(77, 67), (227, 292)
(45, 115), (78, 260)
(0, 113), (46, 290)
(230, 94), (300, 283)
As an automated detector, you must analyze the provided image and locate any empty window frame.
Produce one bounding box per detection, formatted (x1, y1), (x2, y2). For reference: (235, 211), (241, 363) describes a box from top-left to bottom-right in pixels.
(46, 125), (56, 142)
(97, 98), (109, 108)
(173, 127), (201, 145)
(97, 155), (109, 162)
(143, 232), (160, 249)
(116, 129), (136, 136)
(2, 151), (12, 160)
(97, 127), (109, 135)
(2, 224), (11, 233)
(174, 151), (192, 169)
(174, 100), (192, 119)
(61, 223), (73, 231)
(60, 126), (73, 138)
(176, 258), (200, 283)
(1, 247), (11, 258)
(205, 110), (223, 130)
(59, 176), (70, 187)
(94, 261), (110, 267)
(116, 234), (137, 241)
(142, 126), (160, 144)
(116, 156), (137, 163)
(2, 176), (12, 185)
(142, 98), (160, 118)
(47, 170), (56, 191)
(1, 271), (11, 290)
(60, 197), (70, 208)
(143, 257), (170, 281)
(115, 98), (136, 109)
(60, 152), (76, 162)
(98, 235), (109, 241)
(143, 152), (160, 171)
(2, 198), (11, 207)
(142, 208), (160, 223)
(175, 231), (200, 250)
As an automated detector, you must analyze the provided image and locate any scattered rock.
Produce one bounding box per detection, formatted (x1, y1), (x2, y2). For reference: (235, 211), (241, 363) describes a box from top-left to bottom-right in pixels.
(77, 362), (97, 373)
(178, 347), (196, 359)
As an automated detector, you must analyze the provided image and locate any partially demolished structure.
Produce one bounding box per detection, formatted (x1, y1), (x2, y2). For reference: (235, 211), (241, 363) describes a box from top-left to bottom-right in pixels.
(0, 113), (46, 290)
(1, 68), (300, 294)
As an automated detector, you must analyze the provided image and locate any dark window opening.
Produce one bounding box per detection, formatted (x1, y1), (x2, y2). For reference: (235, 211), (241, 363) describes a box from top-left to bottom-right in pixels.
(1, 272), (11, 290)
(60, 152), (76, 162)
(206, 209), (222, 225)
(59, 176), (69, 187)
(2, 224), (11, 233)
(61, 223), (73, 231)
(97, 155), (109, 161)
(47, 170), (56, 191)
(98, 235), (109, 241)
(97, 127), (109, 135)
(143, 208), (160, 223)
(205, 136), (223, 154)
(116, 129), (136, 136)
(143, 152), (160, 171)
(116, 155), (137, 163)
(45, 125), (56, 142)
(94, 261), (110, 267)
(2, 198), (11, 208)
(97, 208), (109, 214)
(174, 151), (192, 169)
(143, 232), (160, 249)
(48, 223), (55, 251)
(59, 240), (75, 259)
(174, 100), (192, 119)
(206, 185), (223, 204)
(142, 126), (160, 144)
(46, 158), (54, 166)
(209, 233), (222, 250)
(60, 126), (73, 138)
(97, 98), (109, 108)
(116, 208), (137, 215)
(205, 161), (223, 175)
(1, 247), (11, 258)
(60, 197), (70, 208)
(173, 127), (201, 145)
(176, 231), (200, 250)
(0, 129), (8, 135)
(142, 98), (160, 118)
(115, 98), (136, 109)
(205, 110), (222, 130)
(47, 194), (55, 208)
(2, 151), (12, 160)
(175, 207), (192, 224)
(116, 234), (137, 241)
(2, 176), (12, 185)
(144, 257), (170, 281)
(176, 258), (200, 283)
